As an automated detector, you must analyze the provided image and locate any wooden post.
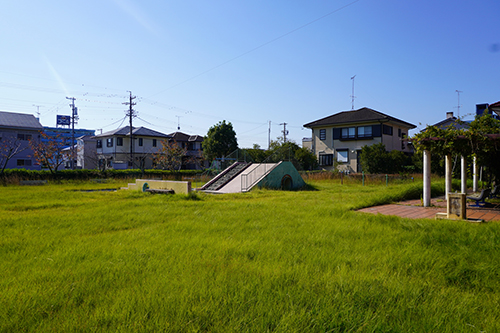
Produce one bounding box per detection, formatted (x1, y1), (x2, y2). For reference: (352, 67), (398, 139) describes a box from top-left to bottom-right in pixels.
(461, 156), (467, 194)
(423, 150), (431, 207)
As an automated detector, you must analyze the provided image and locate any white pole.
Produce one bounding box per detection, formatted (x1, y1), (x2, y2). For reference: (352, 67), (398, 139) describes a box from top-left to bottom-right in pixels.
(473, 156), (478, 192)
(445, 154), (452, 201)
(423, 150), (431, 207)
(461, 156), (467, 194)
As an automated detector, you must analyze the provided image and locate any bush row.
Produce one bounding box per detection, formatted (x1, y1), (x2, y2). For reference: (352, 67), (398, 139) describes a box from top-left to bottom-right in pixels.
(0, 169), (203, 183)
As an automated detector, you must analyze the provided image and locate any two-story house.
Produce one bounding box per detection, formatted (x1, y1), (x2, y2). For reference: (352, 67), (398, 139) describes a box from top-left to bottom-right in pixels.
(94, 126), (171, 169)
(168, 131), (206, 170)
(304, 107), (416, 172)
(0, 111), (43, 170)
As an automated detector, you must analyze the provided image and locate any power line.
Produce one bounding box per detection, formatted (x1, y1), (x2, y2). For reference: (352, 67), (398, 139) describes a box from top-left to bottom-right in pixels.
(148, 0), (361, 98)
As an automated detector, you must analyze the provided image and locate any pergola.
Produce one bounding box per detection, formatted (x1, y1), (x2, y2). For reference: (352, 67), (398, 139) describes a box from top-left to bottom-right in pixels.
(421, 133), (500, 207)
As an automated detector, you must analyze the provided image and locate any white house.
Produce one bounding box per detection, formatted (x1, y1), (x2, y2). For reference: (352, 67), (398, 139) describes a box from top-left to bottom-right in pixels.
(304, 107), (416, 172)
(93, 126), (171, 169)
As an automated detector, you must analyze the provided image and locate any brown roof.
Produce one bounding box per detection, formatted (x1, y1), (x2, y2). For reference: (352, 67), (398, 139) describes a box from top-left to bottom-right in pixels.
(303, 107), (416, 129)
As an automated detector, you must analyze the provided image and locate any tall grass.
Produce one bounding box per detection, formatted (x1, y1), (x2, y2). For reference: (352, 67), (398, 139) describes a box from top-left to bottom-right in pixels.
(1, 180), (499, 332)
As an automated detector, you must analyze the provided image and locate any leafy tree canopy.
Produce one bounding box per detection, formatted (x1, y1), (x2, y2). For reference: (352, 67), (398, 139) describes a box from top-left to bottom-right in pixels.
(360, 143), (411, 174)
(203, 120), (238, 162)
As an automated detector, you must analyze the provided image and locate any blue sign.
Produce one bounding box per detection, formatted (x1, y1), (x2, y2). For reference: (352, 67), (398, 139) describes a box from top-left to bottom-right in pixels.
(57, 115), (71, 126)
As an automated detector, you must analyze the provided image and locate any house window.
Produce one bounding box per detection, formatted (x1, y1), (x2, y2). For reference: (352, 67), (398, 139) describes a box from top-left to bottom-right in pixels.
(106, 138), (113, 147)
(319, 154), (333, 166)
(398, 128), (402, 137)
(341, 127), (355, 139)
(357, 126), (372, 138)
(319, 129), (326, 140)
(401, 132), (407, 150)
(138, 138), (143, 146)
(17, 134), (31, 140)
(117, 137), (123, 146)
(337, 149), (349, 163)
(152, 139), (157, 147)
(96, 140), (102, 148)
(383, 125), (393, 135)
(17, 159), (31, 166)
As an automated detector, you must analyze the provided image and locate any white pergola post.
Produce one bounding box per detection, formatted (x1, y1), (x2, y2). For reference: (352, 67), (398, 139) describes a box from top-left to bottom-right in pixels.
(445, 154), (452, 201)
(461, 156), (467, 194)
(473, 156), (478, 192)
(423, 150), (431, 207)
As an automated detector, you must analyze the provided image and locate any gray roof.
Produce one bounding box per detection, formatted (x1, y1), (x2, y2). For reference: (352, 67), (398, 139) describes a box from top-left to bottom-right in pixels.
(304, 107), (416, 129)
(94, 126), (170, 138)
(169, 131), (204, 142)
(431, 117), (471, 130)
(0, 111), (43, 130)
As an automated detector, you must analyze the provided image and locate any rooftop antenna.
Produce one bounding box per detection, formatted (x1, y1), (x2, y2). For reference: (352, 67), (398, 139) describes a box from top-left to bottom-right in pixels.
(350, 75), (356, 110)
(455, 90), (462, 118)
(176, 115), (182, 130)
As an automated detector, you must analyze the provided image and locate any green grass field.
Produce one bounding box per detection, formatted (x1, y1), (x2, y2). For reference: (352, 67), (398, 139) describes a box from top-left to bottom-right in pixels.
(1, 180), (499, 332)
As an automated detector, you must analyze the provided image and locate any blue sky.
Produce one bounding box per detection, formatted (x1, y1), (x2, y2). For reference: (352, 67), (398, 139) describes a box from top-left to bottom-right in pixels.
(1, 0), (499, 148)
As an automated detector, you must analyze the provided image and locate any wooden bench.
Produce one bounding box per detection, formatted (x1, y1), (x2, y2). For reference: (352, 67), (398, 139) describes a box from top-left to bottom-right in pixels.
(20, 180), (47, 186)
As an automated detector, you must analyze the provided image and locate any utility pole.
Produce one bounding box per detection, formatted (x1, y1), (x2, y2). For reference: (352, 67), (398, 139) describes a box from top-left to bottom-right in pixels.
(123, 91), (137, 169)
(33, 104), (43, 121)
(351, 75), (356, 110)
(280, 122), (288, 143)
(268, 121), (271, 149)
(66, 97), (77, 170)
(455, 90), (463, 118)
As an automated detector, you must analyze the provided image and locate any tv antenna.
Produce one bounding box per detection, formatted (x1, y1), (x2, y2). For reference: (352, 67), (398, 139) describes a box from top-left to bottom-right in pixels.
(350, 75), (356, 110)
(176, 115), (182, 130)
(455, 90), (462, 118)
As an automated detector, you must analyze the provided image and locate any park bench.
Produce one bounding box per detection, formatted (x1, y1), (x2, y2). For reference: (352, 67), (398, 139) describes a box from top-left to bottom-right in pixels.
(490, 185), (499, 198)
(467, 188), (491, 207)
(19, 180), (47, 186)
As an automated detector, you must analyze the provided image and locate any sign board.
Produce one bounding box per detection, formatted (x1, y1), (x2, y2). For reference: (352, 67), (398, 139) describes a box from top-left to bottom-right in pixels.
(57, 115), (71, 126)
(447, 193), (466, 220)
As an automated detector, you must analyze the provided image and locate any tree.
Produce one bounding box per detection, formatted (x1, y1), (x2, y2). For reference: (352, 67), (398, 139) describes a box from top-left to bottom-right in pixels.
(29, 132), (69, 174)
(0, 137), (27, 173)
(294, 147), (318, 171)
(411, 112), (500, 184)
(360, 143), (411, 174)
(203, 120), (238, 162)
(267, 137), (318, 171)
(153, 140), (187, 171)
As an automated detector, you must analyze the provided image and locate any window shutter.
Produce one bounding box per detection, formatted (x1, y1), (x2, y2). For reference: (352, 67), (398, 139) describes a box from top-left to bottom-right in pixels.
(372, 125), (381, 137)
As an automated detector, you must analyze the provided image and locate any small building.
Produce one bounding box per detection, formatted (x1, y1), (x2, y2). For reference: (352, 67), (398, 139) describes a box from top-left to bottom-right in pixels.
(304, 107), (416, 172)
(76, 135), (97, 169)
(302, 137), (313, 151)
(0, 111), (43, 170)
(93, 126), (171, 170)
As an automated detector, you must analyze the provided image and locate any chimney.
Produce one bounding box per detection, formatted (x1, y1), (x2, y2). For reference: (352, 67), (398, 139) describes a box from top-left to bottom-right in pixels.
(446, 111), (454, 119)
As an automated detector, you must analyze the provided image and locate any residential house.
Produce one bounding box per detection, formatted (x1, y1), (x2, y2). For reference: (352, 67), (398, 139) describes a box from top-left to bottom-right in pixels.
(304, 107), (416, 172)
(168, 131), (206, 170)
(76, 135), (97, 169)
(302, 137), (313, 151)
(93, 126), (171, 169)
(431, 111), (470, 130)
(0, 111), (43, 170)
